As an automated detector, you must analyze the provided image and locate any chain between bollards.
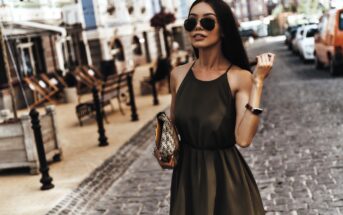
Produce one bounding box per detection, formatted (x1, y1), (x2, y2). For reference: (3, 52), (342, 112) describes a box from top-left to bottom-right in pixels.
(149, 67), (159, 106)
(29, 108), (54, 190)
(92, 87), (109, 147)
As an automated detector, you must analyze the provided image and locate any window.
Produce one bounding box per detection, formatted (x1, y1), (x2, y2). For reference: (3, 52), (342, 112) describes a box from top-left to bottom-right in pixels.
(112, 39), (125, 61)
(0, 44), (7, 86)
(62, 36), (78, 71)
(132, 36), (143, 56)
(320, 16), (328, 38)
(17, 42), (36, 76)
(306, 28), (318, 37)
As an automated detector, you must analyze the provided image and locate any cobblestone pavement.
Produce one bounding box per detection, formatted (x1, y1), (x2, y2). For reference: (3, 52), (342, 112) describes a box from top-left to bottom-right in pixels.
(48, 37), (343, 215)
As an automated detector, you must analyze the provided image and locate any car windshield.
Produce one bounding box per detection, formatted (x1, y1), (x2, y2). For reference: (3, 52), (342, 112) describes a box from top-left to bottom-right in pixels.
(306, 28), (317, 37)
(340, 11), (343, 30)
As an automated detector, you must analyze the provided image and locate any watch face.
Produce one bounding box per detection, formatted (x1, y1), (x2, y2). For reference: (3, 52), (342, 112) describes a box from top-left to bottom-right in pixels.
(252, 108), (263, 114)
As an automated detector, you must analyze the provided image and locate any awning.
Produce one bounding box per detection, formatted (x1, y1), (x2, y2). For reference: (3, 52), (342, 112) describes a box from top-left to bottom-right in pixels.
(2, 20), (67, 39)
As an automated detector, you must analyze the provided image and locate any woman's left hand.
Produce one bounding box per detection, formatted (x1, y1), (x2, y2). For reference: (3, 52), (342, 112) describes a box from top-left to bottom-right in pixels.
(253, 53), (275, 83)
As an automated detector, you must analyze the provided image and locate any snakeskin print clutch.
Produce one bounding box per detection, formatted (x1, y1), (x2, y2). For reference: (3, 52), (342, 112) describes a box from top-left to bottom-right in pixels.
(154, 111), (181, 169)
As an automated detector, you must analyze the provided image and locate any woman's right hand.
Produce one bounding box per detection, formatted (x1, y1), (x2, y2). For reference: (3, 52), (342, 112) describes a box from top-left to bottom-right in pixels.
(153, 148), (176, 169)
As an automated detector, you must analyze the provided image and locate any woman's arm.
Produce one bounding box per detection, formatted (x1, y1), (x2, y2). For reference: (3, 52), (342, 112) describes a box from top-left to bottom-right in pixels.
(234, 53), (274, 148)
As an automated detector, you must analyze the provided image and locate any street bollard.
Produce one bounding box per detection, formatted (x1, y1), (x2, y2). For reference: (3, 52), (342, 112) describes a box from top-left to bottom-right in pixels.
(143, 31), (151, 63)
(149, 67), (159, 106)
(126, 73), (139, 121)
(92, 87), (109, 147)
(29, 108), (54, 190)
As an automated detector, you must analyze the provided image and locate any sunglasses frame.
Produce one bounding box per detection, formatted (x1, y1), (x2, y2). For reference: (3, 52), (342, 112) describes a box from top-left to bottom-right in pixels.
(183, 17), (216, 32)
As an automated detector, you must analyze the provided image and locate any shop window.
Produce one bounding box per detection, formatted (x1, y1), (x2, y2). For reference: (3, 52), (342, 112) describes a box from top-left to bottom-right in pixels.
(17, 42), (36, 77)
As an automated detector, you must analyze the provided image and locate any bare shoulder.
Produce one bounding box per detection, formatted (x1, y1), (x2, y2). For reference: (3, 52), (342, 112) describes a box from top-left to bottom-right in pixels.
(228, 65), (253, 94)
(170, 61), (194, 92)
(171, 61), (194, 80)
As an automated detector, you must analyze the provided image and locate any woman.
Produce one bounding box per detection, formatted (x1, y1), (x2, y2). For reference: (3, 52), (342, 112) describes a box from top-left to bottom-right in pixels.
(156, 0), (274, 214)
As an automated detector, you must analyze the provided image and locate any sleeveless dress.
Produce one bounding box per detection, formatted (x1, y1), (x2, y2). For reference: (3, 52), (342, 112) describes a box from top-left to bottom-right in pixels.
(170, 62), (265, 215)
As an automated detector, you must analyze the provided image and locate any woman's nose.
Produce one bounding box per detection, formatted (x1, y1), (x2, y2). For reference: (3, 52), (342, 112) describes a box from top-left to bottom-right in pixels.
(195, 20), (203, 31)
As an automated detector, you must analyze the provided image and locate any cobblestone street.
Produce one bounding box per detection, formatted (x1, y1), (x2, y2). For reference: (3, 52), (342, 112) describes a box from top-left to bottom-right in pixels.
(48, 37), (343, 215)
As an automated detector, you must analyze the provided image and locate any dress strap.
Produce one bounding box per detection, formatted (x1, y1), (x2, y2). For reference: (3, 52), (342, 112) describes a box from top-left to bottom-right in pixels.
(225, 63), (233, 74)
(189, 60), (196, 70)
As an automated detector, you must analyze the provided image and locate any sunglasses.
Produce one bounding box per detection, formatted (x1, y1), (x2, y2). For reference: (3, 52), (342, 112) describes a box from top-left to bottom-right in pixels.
(183, 17), (216, 32)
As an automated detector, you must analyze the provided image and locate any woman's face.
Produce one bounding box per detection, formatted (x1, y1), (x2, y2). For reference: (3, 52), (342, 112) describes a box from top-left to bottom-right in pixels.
(186, 2), (221, 49)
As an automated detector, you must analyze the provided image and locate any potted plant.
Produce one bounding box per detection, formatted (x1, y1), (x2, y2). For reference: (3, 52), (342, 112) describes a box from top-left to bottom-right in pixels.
(150, 7), (176, 58)
(63, 71), (78, 103)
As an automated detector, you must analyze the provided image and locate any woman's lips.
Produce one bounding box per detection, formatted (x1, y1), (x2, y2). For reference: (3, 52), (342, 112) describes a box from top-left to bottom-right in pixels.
(193, 34), (206, 41)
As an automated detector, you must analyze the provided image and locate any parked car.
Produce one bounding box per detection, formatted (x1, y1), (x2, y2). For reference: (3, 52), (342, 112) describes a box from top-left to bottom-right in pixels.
(285, 25), (301, 50)
(292, 25), (305, 54)
(239, 28), (258, 43)
(298, 25), (318, 61)
(314, 8), (343, 76)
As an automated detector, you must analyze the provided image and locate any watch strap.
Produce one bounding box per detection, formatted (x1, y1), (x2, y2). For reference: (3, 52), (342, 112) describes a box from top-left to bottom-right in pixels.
(245, 103), (263, 115)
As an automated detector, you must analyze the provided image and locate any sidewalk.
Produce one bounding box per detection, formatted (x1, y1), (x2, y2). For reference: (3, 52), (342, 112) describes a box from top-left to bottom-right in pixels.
(0, 64), (172, 215)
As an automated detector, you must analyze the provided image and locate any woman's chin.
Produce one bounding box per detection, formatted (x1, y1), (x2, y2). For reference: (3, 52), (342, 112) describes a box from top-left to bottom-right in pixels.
(191, 42), (210, 48)
(191, 40), (219, 49)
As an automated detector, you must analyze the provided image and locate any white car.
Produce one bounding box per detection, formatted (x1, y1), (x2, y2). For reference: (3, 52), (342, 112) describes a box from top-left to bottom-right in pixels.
(298, 25), (318, 61)
(292, 26), (305, 54)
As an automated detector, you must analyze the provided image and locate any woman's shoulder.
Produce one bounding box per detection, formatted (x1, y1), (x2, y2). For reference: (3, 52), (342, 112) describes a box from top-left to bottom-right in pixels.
(228, 65), (253, 92)
(170, 61), (195, 81)
(230, 65), (252, 80)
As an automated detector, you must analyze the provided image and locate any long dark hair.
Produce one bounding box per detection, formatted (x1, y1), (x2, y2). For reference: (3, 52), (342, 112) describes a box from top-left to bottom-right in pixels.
(188, 0), (251, 72)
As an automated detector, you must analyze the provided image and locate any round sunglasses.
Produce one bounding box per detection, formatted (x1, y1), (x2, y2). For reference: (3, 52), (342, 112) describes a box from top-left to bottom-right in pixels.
(183, 17), (216, 32)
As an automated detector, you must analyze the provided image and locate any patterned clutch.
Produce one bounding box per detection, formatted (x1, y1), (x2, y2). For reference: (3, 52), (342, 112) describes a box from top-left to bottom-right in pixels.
(154, 111), (181, 169)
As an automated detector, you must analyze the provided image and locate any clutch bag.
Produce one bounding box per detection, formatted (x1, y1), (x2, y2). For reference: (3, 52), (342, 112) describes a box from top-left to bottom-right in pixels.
(154, 111), (181, 168)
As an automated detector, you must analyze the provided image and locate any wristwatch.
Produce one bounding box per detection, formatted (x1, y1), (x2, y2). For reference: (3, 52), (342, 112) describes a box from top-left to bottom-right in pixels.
(245, 103), (263, 115)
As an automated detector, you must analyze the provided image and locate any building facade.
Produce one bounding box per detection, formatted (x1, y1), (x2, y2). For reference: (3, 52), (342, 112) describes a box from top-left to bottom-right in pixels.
(0, 0), (92, 109)
(0, 0), (269, 110)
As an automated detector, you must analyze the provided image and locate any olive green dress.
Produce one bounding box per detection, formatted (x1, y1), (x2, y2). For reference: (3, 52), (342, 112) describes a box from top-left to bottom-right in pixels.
(170, 62), (265, 215)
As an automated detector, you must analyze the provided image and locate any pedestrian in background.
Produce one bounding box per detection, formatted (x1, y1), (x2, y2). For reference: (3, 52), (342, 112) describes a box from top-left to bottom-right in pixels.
(156, 0), (274, 214)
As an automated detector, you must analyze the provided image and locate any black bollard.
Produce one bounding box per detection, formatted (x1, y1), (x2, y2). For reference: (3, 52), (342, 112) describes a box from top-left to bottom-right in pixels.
(149, 67), (159, 106)
(143, 31), (151, 63)
(92, 87), (109, 147)
(29, 108), (54, 190)
(126, 72), (139, 121)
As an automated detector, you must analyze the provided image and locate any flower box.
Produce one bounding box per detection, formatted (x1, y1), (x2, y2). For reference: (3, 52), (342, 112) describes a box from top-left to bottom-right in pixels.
(0, 106), (62, 174)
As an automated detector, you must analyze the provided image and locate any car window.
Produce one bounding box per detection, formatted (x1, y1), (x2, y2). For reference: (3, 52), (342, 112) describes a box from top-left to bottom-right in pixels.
(340, 11), (343, 30)
(306, 28), (318, 37)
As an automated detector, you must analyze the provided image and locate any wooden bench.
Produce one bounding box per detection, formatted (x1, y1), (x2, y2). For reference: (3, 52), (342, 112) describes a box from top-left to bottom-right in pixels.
(76, 70), (137, 126)
(24, 75), (60, 108)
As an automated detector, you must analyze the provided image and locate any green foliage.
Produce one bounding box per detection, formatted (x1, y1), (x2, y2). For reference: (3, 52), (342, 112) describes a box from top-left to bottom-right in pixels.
(296, 0), (322, 15)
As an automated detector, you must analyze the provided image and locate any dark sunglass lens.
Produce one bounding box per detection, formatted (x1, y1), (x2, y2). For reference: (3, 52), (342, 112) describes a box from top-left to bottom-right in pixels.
(184, 18), (197, 32)
(200, 18), (215, 31)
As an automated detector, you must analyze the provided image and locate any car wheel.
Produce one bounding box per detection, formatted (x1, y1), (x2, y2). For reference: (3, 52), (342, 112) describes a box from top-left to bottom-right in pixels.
(329, 59), (340, 76)
(315, 56), (324, 69)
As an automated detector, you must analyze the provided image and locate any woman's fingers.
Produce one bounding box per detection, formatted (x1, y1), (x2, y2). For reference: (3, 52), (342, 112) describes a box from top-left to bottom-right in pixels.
(154, 149), (175, 168)
(259, 53), (275, 68)
(268, 53), (275, 65)
(256, 55), (262, 66)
